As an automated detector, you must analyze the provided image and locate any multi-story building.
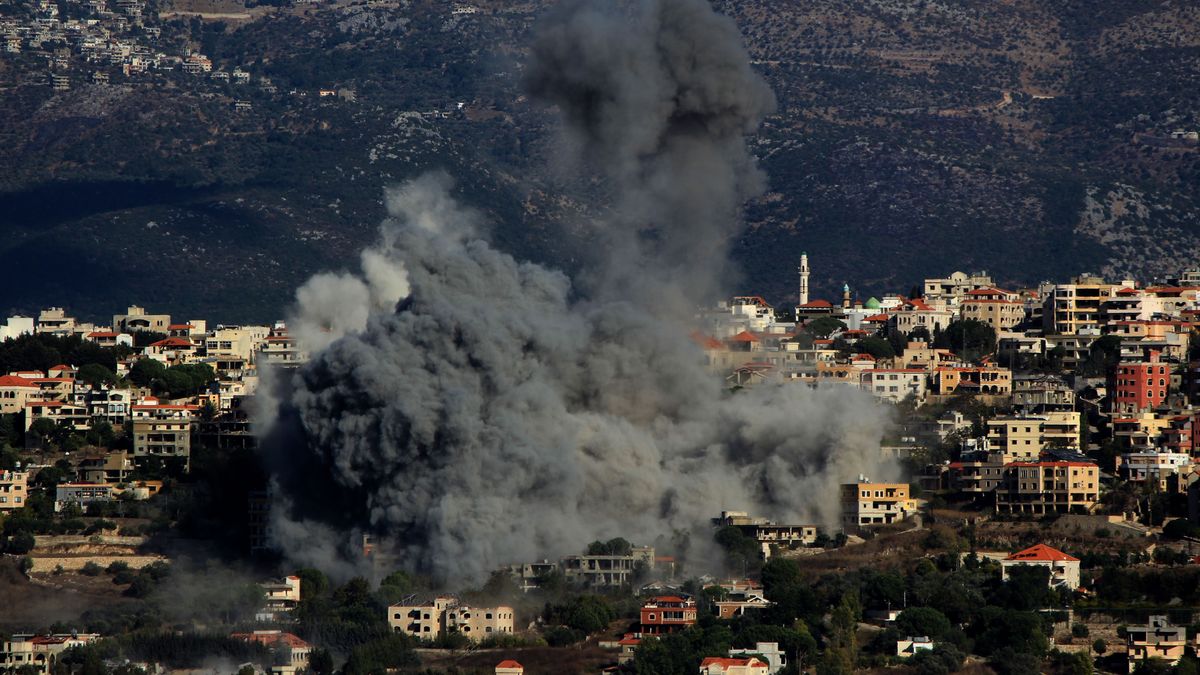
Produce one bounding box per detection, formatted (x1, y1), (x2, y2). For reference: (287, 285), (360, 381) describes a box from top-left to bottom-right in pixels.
(1043, 275), (1121, 335)
(960, 287), (1025, 331)
(561, 546), (655, 587)
(54, 483), (114, 512)
(230, 631), (310, 671)
(1000, 544), (1081, 590)
(1110, 353), (1171, 414)
(922, 271), (995, 305)
(1117, 451), (1192, 490)
(861, 369), (927, 405)
(76, 450), (134, 484)
(205, 325), (271, 364)
(995, 460), (1100, 515)
(1126, 616), (1187, 672)
(840, 479), (913, 531)
(388, 597), (515, 642)
(727, 642), (786, 674)
(0, 469), (28, 510)
(986, 412), (1081, 460)
(131, 400), (198, 471)
(931, 366), (1012, 397)
(1012, 375), (1075, 413)
(639, 596), (697, 635)
(35, 308), (79, 336)
(257, 576), (302, 622)
(0, 374), (42, 414)
(259, 323), (307, 367)
(0, 634), (100, 674)
(713, 511), (818, 558)
(112, 305), (171, 334)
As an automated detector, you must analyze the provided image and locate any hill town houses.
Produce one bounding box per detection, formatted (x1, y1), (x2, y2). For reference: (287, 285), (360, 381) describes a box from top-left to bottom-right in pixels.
(6, 258), (1200, 674)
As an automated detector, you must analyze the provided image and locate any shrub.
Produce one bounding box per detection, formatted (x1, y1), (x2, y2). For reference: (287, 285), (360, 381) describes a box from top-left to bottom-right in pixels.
(543, 626), (585, 647)
(5, 531), (36, 554)
(107, 561), (130, 574)
(81, 561), (103, 576)
(1092, 638), (1106, 654)
(1072, 623), (1089, 638)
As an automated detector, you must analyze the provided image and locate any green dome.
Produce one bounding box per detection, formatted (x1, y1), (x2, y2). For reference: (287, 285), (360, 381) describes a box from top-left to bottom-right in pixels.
(865, 297), (881, 309)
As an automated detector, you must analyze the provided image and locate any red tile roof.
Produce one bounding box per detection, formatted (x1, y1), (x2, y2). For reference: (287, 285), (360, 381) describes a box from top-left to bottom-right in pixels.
(150, 337), (194, 348)
(700, 657), (766, 669)
(87, 331), (119, 338)
(1004, 543), (1079, 563)
(496, 660), (523, 668)
(689, 331), (724, 350)
(0, 375), (40, 388)
(799, 299), (832, 308)
(730, 331), (760, 343)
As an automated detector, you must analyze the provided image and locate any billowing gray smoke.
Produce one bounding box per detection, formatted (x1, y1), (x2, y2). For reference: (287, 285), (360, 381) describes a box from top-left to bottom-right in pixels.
(259, 0), (896, 584)
(525, 0), (776, 303)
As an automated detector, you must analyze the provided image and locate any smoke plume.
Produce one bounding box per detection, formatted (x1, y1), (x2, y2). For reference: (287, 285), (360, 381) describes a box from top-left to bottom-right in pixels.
(259, 0), (895, 584)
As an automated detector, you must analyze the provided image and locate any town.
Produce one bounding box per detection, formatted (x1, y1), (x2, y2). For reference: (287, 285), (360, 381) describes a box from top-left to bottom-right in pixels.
(4, 257), (1200, 675)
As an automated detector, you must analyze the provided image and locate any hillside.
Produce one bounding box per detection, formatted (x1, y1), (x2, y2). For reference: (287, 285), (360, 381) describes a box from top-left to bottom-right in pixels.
(0, 0), (1197, 320)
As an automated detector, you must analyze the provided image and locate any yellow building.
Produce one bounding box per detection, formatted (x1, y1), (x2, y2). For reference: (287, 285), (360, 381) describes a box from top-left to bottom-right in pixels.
(1043, 275), (1121, 335)
(987, 412), (1081, 460)
(995, 460), (1099, 515)
(112, 305), (171, 333)
(0, 470), (29, 510)
(388, 597), (515, 642)
(131, 400), (198, 471)
(840, 479), (914, 531)
(960, 287), (1025, 331)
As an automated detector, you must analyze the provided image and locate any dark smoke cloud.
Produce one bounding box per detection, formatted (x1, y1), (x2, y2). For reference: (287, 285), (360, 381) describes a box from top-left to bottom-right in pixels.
(525, 0), (776, 304)
(258, 0), (894, 584)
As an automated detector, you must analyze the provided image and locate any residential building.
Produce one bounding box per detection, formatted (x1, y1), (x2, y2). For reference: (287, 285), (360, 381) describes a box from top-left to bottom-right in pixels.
(388, 597), (514, 641)
(76, 451), (134, 483)
(861, 369), (927, 405)
(231, 631), (310, 670)
(258, 576), (302, 622)
(896, 637), (934, 658)
(131, 400), (198, 471)
(54, 482), (114, 512)
(960, 287), (1024, 331)
(0, 469), (29, 510)
(35, 308), (79, 336)
(1117, 451), (1192, 490)
(0, 634), (100, 674)
(840, 479), (913, 531)
(495, 660), (524, 675)
(206, 325), (271, 364)
(1012, 375), (1075, 413)
(0, 374), (42, 414)
(259, 323), (306, 367)
(1000, 544), (1081, 590)
(728, 642), (786, 674)
(1110, 353), (1171, 414)
(1126, 616), (1187, 672)
(0, 315), (34, 341)
(640, 596), (698, 635)
(995, 460), (1100, 515)
(561, 546), (655, 587)
(931, 366), (1012, 397)
(922, 271), (995, 305)
(986, 412), (1082, 460)
(713, 511), (817, 557)
(112, 305), (171, 333)
(1043, 275), (1121, 335)
(698, 656), (769, 675)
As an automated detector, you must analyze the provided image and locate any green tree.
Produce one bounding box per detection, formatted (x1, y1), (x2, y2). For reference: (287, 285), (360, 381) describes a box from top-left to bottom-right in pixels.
(896, 607), (952, 639)
(803, 317), (847, 339)
(857, 335), (895, 359)
(77, 363), (117, 386)
(935, 319), (996, 361)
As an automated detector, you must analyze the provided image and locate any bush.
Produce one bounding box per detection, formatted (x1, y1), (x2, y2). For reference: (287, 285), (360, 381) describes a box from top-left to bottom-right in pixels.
(1092, 638), (1106, 654)
(81, 561), (103, 576)
(1072, 623), (1089, 638)
(113, 569), (137, 585)
(5, 531), (35, 554)
(107, 561), (130, 574)
(543, 625), (585, 647)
